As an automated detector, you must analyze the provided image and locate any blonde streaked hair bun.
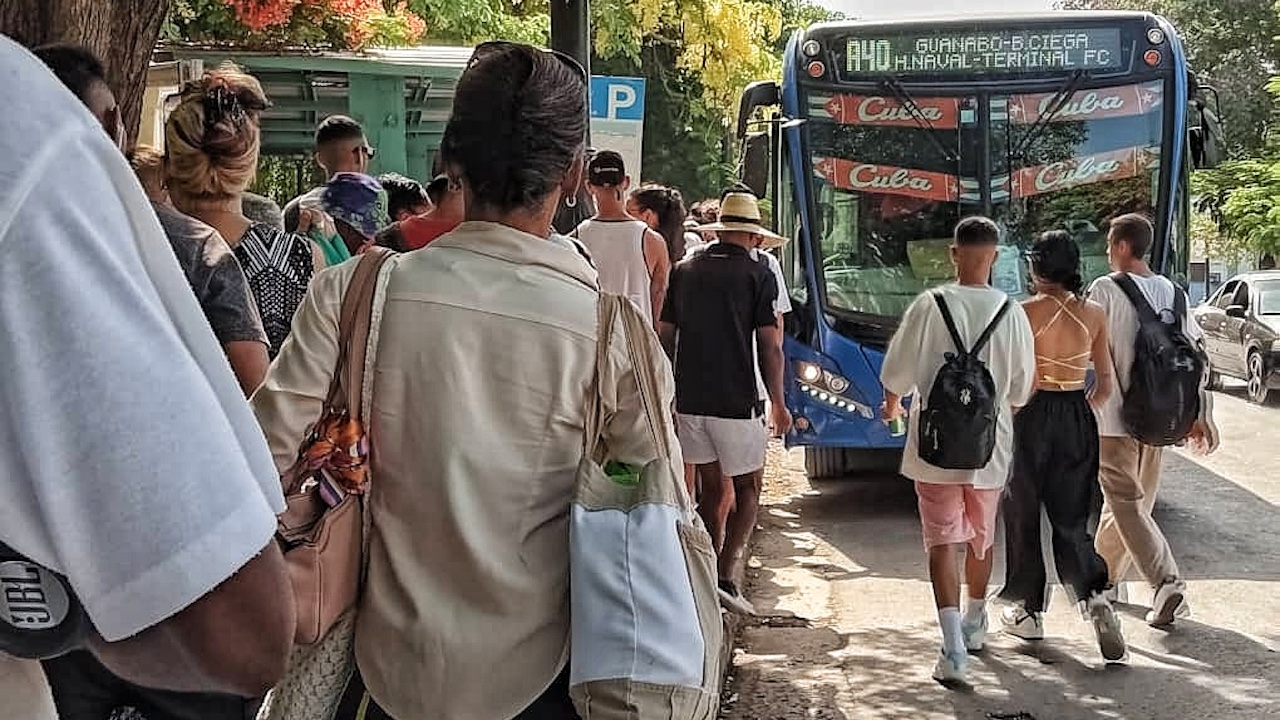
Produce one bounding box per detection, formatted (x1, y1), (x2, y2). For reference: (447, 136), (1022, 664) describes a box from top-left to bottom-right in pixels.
(165, 63), (269, 200)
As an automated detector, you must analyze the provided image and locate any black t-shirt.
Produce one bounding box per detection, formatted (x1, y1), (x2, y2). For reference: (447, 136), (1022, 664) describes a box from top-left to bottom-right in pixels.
(661, 242), (777, 419)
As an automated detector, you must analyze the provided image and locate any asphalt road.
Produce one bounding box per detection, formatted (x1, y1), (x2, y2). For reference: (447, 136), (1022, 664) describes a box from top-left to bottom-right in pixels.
(725, 386), (1280, 720)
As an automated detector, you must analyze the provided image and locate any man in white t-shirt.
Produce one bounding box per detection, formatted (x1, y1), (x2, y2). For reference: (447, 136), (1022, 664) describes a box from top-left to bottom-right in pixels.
(0, 37), (294, 720)
(1086, 213), (1218, 629)
(881, 217), (1035, 686)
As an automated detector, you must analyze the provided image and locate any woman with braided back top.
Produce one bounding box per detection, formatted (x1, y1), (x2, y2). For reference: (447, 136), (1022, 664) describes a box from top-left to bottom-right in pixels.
(997, 230), (1128, 663)
(166, 65), (329, 358)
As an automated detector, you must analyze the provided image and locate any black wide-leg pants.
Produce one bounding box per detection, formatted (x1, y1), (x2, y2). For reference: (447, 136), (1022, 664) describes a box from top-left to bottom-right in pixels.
(999, 390), (1111, 612)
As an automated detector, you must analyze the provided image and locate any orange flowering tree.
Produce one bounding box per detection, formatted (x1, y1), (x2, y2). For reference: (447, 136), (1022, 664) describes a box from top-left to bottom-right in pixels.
(165, 0), (428, 49)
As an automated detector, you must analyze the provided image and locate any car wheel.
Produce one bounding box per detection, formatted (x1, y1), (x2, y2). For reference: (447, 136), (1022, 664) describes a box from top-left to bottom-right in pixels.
(1247, 351), (1271, 404)
(1207, 365), (1224, 392)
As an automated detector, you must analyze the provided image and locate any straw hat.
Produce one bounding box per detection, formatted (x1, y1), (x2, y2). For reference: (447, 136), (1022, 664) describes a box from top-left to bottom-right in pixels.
(700, 191), (788, 249)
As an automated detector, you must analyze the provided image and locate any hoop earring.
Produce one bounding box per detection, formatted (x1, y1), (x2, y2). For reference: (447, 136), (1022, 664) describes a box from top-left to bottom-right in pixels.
(565, 193), (578, 208)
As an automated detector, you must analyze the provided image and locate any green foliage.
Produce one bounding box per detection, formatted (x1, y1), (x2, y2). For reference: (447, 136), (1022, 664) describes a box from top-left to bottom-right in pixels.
(1057, 0), (1280, 158)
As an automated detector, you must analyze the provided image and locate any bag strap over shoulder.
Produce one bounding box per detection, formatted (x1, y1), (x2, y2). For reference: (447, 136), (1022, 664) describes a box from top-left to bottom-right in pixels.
(971, 300), (1013, 356)
(1110, 272), (1161, 324)
(615, 295), (674, 462)
(324, 248), (396, 419)
(1174, 285), (1188, 320)
(583, 295), (620, 459)
(932, 292), (968, 355)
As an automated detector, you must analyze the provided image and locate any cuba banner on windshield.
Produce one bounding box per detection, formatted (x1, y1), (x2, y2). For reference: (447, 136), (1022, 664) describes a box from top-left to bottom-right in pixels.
(809, 80), (1161, 129)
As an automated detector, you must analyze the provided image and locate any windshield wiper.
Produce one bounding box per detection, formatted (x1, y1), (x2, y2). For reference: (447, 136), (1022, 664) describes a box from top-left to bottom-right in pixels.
(879, 76), (960, 165)
(1011, 68), (1089, 161)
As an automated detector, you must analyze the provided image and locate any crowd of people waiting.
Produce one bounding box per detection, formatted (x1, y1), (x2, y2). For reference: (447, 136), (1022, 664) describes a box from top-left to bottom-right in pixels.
(0, 35), (787, 720)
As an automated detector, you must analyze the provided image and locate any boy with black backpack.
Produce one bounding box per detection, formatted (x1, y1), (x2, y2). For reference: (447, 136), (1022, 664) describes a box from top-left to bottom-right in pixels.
(1086, 213), (1219, 628)
(882, 217), (1036, 686)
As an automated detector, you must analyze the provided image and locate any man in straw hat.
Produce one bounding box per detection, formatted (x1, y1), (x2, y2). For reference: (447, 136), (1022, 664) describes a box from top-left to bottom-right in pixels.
(659, 188), (793, 615)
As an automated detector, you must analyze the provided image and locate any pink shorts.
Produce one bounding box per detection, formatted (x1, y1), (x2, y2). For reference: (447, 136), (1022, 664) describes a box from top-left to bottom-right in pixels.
(914, 482), (1002, 559)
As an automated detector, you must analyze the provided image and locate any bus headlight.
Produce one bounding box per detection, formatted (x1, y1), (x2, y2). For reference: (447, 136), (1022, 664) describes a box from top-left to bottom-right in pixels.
(825, 372), (850, 394)
(798, 361), (822, 383)
(793, 362), (868, 417)
(1146, 28), (1165, 45)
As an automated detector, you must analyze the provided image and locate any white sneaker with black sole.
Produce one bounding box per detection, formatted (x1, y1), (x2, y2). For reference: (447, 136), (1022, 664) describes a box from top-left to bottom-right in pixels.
(1086, 593), (1128, 663)
(1147, 578), (1187, 627)
(1001, 605), (1044, 640)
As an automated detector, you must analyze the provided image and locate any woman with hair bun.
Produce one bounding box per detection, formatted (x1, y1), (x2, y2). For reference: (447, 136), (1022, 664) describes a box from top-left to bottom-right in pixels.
(997, 230), (1128, 662)
(627, 183), (689, 263)
(165, 64), (326, 357)
(253, 41), (676, 720)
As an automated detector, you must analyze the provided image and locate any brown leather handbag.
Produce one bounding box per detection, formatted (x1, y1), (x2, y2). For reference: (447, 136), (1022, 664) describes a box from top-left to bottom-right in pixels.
(276, 248), (394, 646)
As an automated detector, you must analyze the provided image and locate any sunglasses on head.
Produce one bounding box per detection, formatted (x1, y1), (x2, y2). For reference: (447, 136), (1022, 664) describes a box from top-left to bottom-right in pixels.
(470, 40), (588, 84)
(355, 145), (376, 159)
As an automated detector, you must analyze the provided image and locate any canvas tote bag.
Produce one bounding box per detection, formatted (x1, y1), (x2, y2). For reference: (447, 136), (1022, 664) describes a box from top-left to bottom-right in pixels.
(258, 248), (398, 720)
(569, 293), (723, 720)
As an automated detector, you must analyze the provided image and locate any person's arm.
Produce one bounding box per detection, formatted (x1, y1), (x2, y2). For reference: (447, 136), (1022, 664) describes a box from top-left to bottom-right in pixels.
(86, 547), (291, 695)
(657, 265), (680, 360)
(0, 126), (292, 695)
(644, 228), (671, 330)
(199, 238), (272, 396)
(753, 272), (792, 435)
(1086, 300), (1115, 409)
(1007, 304), (1037, 409)
(880, 294), (929, 419)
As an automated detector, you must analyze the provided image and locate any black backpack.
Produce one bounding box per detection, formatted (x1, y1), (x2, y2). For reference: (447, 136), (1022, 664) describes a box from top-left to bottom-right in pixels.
(1110, 273), (1203, 446)
(918, 293), (1013, 470)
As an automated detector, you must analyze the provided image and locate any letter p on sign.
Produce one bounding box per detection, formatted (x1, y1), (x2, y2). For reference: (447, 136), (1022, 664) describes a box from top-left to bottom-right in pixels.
(590, 76), (646, 122)
(607, 84), (637, 120)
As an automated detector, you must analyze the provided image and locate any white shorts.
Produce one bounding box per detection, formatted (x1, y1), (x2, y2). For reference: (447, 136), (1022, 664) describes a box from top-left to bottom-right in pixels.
(677, 413), (768, 478)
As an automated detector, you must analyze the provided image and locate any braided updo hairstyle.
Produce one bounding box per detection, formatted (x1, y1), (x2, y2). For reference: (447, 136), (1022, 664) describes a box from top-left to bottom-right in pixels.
(1029, 230), (1084, 294)
(438, 43), (587, 215)
(165, 63), (269, 201)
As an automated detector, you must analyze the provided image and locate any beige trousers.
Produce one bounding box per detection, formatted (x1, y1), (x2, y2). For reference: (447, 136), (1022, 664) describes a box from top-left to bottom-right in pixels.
(1095, 436), (1180, 587)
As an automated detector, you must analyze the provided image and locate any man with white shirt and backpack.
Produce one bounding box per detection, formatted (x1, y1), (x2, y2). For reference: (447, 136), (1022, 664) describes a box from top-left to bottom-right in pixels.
(881, 216), (1036, 686)
(1086, 213), (1219, 628)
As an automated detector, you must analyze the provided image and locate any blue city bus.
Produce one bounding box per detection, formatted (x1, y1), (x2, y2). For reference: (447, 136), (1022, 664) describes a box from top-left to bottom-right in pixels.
(736, 12), (1222, 477)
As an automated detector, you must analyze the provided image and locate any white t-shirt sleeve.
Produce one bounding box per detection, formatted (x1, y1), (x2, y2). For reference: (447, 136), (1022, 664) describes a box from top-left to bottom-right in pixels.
(763, 252), (792, 315)
(0, 125), (283, 642)
(881, 293), (931, 397)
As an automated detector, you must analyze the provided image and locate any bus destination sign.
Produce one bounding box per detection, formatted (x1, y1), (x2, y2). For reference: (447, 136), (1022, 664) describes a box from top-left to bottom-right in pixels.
(843, 28), (1123, 75)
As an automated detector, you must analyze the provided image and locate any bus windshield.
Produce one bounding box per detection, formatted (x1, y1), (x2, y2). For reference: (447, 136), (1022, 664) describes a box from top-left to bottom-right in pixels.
(808, 91), (983, 319)
(806, 80), (1165, 320)
(993, 80), (1165, 294)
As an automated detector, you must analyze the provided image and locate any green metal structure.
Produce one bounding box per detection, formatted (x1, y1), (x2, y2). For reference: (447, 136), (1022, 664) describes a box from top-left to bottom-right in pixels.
(157, 45), (472, 185)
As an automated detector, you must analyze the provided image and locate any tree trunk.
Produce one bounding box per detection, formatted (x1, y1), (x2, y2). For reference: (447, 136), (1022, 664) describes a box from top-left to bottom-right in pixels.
(0, 0), (171, 144)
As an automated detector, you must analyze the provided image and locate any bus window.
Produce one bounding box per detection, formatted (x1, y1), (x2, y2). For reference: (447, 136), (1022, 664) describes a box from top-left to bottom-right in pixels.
(992, 82), (1164, 293)
(807, 92), (981, 319)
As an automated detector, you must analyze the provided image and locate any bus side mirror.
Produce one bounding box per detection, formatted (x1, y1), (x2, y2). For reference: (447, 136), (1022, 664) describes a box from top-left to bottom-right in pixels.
(741, 132), (770, 199)
(1190, 86), (1224, 169)
(736, 81), (780, 139)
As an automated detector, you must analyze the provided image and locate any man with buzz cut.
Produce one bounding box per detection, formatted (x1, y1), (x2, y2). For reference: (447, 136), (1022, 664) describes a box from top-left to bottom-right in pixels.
(283, 114), (375, 232)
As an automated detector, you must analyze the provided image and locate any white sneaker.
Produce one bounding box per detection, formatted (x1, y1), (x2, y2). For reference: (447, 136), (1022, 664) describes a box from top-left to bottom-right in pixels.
(931, 649), (969, 686)
(1147, 578), (1187, 628)
(1086, 594), (1128, 663)
(1001, 605), (1045, 640)
(962, 611), (988, 652)
(717, 581), (756, 616)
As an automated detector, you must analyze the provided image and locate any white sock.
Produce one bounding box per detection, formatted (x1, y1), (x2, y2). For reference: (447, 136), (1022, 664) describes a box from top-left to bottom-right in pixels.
(938, 607), (965, 657)
(964, 596), (986, 624)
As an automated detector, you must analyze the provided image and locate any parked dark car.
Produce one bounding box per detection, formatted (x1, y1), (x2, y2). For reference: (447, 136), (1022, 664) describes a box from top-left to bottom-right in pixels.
(1192, 270), (1280, 404)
